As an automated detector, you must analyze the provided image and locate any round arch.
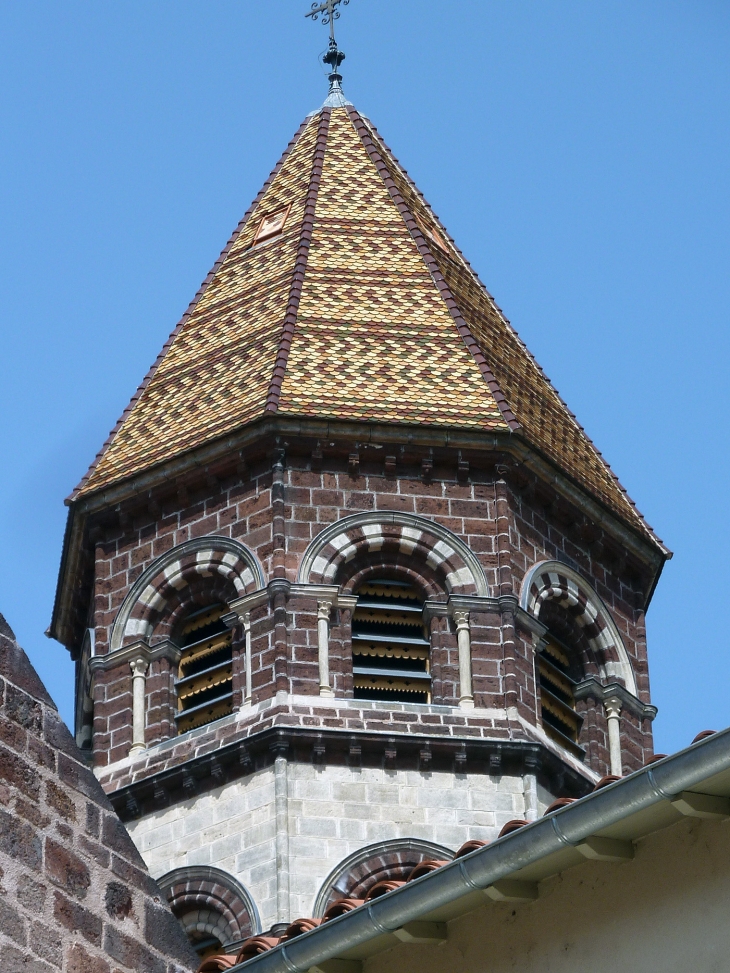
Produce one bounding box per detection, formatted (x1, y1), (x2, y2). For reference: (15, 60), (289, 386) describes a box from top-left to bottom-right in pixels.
(520, 560), (637, 695)
(156, 865), (261, 946)
(312, 838), (454, 917)
(110, 536), (265, 652)
(297, 511), (489, 597)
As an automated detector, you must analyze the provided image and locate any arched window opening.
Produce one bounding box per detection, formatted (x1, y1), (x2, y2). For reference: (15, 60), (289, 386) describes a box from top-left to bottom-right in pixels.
(175, 604), (233, 734)
(182, 914), (227, 961)
(537, 634), (583, 756)
(158, 866), (258, 962)
(314, 839), (453, 917)
(352, 579), (430, 704)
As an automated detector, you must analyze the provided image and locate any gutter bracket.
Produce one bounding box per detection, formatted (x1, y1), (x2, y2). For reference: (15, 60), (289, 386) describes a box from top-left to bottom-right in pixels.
(309, 962), (362, 973)
(484, 880), (538, 902)
(671, 791), (730, 820)
(576, 835), (634, 861)
(393, 922), (447, 945)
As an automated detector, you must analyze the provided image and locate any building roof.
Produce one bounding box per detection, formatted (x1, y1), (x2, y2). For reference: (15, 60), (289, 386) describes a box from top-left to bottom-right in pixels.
(198, 726), (730, 973)
(71, 104), (660, 548)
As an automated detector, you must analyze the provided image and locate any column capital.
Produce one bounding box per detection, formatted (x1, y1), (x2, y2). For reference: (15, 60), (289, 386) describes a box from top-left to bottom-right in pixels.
(129, 657), (148, 678)
(604, 695), (623, 719)
(317, 601), (333, 622)
(453, 610), (470, 630)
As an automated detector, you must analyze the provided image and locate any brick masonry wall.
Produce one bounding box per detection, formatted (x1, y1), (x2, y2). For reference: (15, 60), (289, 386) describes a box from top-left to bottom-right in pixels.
(96, 695), (574, 797)
(86, 451), (654, 777)
(507, 482), (654, 771)
(126, 760), (534, 933)
(508, 483), (650, 694)
(0, 613), (198, 973)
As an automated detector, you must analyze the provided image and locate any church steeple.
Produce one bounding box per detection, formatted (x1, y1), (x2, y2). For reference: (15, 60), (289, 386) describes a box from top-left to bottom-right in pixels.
(51, 19), (668, 961)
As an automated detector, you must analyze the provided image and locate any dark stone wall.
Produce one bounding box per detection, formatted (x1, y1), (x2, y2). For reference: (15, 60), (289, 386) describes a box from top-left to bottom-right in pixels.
(0, 613), (198, 973)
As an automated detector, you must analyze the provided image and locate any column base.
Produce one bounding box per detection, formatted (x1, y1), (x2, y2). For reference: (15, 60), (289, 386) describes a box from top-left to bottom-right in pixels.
(319, 687), (335, 698)
(459, 697), (475, 710)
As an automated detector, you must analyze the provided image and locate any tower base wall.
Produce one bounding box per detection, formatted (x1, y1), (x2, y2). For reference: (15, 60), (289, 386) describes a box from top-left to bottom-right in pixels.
(127, 761), (539, 933)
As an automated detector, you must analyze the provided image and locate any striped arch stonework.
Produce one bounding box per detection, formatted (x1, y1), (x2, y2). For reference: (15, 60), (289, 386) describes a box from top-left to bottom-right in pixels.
(520, 560), (637, 695)
(111, 537), (264, 652)
(298, 512), (489, 597)
(158, 866), (260, 948)
(313, 839), (454, 917)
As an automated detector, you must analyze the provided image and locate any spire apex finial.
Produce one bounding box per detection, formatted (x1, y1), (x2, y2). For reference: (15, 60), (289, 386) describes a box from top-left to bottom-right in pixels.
(305, 0), (352, 104)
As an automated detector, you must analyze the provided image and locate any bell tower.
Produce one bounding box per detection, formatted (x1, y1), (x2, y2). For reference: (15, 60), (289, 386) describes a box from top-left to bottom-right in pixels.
(50, 8), (668, 960)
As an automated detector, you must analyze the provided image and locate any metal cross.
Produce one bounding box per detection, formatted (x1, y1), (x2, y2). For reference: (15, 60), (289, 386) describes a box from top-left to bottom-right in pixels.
(305, 0), (350, 45)
(305, 0), (351, 92)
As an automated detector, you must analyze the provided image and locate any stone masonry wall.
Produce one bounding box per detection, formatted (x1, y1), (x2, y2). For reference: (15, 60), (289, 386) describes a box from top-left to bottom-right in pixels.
(126, 759), (533, 933)
(0, 613), (198, 973)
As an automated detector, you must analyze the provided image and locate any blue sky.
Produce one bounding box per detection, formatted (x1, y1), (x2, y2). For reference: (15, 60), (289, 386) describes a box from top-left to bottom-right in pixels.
(0, 1), (728, 755)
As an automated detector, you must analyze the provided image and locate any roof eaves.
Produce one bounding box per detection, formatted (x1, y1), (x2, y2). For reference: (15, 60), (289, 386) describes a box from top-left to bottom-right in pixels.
(226, 727), (730, 973)
(48, 505), (79, 647)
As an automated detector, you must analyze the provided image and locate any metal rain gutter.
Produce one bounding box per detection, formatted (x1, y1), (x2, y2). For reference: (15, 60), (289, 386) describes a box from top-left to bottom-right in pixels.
(231, 727), (730, 973)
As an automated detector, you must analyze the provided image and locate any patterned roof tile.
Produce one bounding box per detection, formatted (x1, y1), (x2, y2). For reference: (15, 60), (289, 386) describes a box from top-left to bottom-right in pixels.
(277, 109), (504, 429)
(71, 106), (662, 550)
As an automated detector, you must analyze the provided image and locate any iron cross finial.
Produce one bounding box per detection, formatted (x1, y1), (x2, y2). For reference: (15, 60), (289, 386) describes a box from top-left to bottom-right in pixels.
(305, 0), (351, 99)
(305, 0), (349, 44)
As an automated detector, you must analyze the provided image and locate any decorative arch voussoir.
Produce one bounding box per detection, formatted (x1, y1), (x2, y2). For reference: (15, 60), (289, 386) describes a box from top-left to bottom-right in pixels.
(520, 560), (637, 695)
(157, 866), (261, 945)
(298, 512), (489, 597)
(312, 838), (454, 918)
(111, 537), (265, 652)
(341, 558), (446, 601)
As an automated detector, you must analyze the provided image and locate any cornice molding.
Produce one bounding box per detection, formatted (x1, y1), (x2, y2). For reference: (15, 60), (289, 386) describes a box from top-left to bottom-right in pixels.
(53, 419), (668, 651)
(88, 638), (180, 674)
(67, 420), (668, 566)
(574, 678), (657, 722)
(226, 588), (270, 620)
(289, 584), (340, 603)
(424, 594), (547, 639)
(105, 723), (594, 824)
(446, 594), (499, 614)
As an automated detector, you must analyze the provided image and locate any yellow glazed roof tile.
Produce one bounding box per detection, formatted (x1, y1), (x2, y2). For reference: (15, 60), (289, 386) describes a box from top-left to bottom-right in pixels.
(71, 104), (661, 550)
(351, 110), (658, 545)
(75, 116), (321, 497)
(278, 121), (504, 425)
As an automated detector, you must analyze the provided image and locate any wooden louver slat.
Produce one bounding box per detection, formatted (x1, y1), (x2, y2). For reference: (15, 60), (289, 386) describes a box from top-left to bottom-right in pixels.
(351, 580), (430, 703)
(537, 636), (584, 756)
(176, 604), (233, 733)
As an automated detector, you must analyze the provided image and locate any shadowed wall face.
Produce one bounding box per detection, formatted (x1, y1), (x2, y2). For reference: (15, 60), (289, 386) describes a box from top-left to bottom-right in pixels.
(0, 612), (199, 973)
(364, 814), (730, 973)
